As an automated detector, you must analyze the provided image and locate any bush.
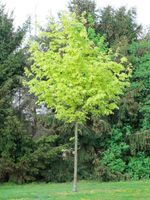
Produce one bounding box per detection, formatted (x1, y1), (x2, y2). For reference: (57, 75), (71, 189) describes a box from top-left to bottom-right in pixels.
(0, 115), (34, 183)
(127, 153), (150, 180)
(94, 128), (129, 181)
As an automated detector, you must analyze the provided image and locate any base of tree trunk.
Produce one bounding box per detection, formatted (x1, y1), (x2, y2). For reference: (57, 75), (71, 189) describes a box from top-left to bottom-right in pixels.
(72, 123), (78, 192)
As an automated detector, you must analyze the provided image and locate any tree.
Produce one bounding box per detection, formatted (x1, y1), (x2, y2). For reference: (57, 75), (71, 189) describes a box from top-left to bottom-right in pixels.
(98, 6), (142, 52)
(0, 3), (31, 182)
(129, 37), (150, 129)
(0, 2), (27, 127)
(68, 0), (98, 23)
(26, 13), (130, 191)
(125, 35), (150, 153)
(68, 1), (141, 55)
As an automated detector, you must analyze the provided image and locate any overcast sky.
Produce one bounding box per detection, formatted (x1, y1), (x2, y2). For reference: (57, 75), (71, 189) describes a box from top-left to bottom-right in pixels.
(2, 0), (150, 28)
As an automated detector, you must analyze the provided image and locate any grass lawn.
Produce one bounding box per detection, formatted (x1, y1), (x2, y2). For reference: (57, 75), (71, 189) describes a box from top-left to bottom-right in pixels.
(0, 180), (150, 200)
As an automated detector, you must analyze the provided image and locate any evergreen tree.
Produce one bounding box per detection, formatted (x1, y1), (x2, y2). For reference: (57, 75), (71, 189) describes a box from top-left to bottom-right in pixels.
(68, 0), (97, 22)
(0, 3), (27, 125)
(68, 1), (141, 54)
(98, 6), (142, 52)
(0, 3), (29, 182)
(68, 0), (100, 32)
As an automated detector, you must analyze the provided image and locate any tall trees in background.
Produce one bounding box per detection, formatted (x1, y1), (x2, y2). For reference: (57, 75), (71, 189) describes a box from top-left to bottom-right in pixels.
(0, 3), (30, 182)
(126, 35), (150, 153)
(68, 0), (142, 53)
(68, 0), (97, 22)
(98, 6), (142, 50)
(0, 3), (27, 124)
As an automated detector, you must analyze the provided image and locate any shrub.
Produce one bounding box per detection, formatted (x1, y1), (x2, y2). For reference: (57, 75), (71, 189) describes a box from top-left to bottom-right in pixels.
(127, 153), (150, 180)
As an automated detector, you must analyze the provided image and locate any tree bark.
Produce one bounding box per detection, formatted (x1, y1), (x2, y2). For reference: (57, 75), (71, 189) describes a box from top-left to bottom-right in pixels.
(72, 122), (78, 192)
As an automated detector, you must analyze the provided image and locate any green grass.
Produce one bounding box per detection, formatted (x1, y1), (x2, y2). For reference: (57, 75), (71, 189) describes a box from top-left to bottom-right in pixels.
(0, 180), (150, 200)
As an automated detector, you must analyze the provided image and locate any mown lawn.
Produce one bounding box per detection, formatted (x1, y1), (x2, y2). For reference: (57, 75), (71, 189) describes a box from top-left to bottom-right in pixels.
(0, 180), (150, 200)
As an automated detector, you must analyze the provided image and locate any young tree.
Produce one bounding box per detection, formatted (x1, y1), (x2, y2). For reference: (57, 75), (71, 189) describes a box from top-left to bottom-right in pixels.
(26, 13), (130, 192)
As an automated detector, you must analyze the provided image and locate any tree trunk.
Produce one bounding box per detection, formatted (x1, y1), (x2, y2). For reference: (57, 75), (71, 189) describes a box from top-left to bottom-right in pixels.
(72, 122), (78, 192)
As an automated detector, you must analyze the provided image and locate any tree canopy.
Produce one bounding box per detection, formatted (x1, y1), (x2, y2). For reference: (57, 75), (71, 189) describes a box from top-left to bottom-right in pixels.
(26, 13), (130, 124)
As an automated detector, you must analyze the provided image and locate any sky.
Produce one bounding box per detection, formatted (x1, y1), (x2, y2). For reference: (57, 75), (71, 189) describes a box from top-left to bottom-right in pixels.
(2, 0), (150, 28)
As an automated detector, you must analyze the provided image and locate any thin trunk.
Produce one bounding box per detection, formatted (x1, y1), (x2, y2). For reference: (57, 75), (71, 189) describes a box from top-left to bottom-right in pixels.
(72, 122), (78, 192)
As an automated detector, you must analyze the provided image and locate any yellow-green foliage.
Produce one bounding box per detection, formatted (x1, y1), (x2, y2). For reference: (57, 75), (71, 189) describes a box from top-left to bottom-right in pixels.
(26, 13), (129, 124)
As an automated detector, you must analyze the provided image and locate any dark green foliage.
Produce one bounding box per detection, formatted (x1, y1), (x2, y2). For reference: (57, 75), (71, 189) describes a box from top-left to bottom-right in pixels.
(0, 3), (26, 91)
(94, 128), (150, 181)
(0, 115), (67, 183)
(68, 0), (98, 24)
(28, 135), (66, 183)
(127, 153), (150, 179)
(0, 3), (31, 183)
(98, 6), (141, 50)
(68, 0), (141, 54)
(118, 36), (150, 154)
(129, 130), (150, 155)
(129, 38), (150, 131)
(0, 115), (34, 183)
(0, 2), (27, 128)
(94, 128), (128, 181)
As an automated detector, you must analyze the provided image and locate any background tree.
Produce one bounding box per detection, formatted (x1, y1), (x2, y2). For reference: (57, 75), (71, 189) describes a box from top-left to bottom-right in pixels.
(68, 0), (98, 23)
(0, 3), (27, 125)
(68, 1), (141, 54)
(126, 35), (150, 153)
(26, 13), (129, 191)
(0, 2), (30, 182)
(98, 6), (142, 53)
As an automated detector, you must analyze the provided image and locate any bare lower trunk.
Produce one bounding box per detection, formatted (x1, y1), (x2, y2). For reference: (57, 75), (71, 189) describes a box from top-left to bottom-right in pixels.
(72, 123), (78, 192)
